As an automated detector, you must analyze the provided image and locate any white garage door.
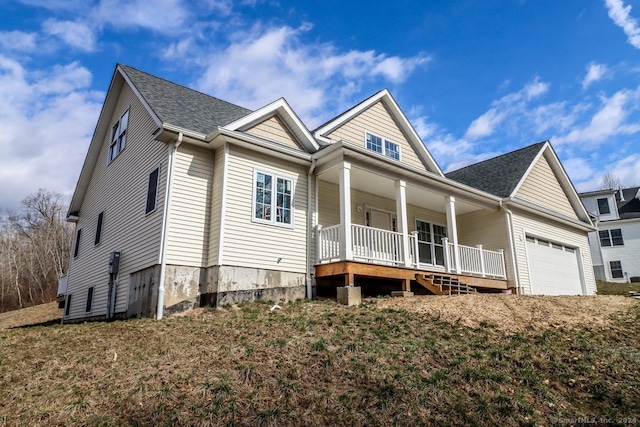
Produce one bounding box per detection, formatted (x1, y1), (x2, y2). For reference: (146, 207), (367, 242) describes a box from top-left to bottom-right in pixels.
(526, 236), (584, 295)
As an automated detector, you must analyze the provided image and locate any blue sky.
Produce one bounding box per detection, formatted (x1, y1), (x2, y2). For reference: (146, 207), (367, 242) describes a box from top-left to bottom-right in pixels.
(1, 0), (640, 211)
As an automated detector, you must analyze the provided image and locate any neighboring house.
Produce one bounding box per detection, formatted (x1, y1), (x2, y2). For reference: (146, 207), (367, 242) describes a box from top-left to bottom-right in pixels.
(579, 187), (640, 283)
(63, 64), (597, 322)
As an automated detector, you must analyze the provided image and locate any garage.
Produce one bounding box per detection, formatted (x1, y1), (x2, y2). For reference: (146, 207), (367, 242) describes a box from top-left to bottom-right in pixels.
(526, 236), (585, 295)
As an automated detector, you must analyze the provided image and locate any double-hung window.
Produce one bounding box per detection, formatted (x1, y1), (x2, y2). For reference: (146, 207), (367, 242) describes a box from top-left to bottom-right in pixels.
(610, 261), (623, 279)
(596, 198), (610, 215)
(599, 229), (624, 247)
(108, 109), (129, 163)
(365, 132), (400, 160)
(253, 170), (293, 226)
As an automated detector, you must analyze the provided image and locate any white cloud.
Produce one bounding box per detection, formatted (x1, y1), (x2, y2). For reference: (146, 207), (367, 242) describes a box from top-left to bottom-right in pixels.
(553, 88), (640, 145)
(464, 77), (549, 140)
(194, 24), (430, 126)
(573, 153), (640, 191)
(42, 19), (97, 52)
(605, 0), (640, 49)
(0, 58), (103, 211)
(0, 31), (37, 52)
(93, 0), (190, 33)
(582, 62), (609, 89)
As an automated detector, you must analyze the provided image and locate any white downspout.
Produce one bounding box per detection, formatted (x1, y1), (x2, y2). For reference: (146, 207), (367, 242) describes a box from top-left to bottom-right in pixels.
(156, 132), (182, 320)
(305, 158), (317, 300)
(501, 202), (521, 294)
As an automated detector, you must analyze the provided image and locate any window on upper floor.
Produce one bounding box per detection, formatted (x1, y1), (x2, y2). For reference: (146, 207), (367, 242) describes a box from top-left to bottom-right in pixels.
(366, 132), (400, 161)
(253, 170), (294, 227)
(108, 109), (129, 163)
(146, 167), (160, 215)
(610, 260), (623, 279)
(73, 228), (82, 258)
(599, 228), (624, 247)
(597, 197), (610, 215)
(94, 212), (104, 245)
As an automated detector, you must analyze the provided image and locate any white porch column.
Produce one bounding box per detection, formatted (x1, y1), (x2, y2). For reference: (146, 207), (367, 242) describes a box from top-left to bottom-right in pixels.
(395, 180), (411, 267)
(339, 162), (353, 261)
(445, 195), (461, 273)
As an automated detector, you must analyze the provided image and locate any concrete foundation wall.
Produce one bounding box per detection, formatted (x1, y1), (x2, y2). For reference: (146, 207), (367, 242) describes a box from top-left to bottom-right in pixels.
(163, 265), (206, 314)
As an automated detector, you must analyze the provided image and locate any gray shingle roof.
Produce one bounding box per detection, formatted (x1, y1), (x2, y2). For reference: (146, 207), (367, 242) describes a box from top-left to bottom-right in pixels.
(120, 64), (252, 135)
(445, 142), (546, 197)
(617, 186), (640, 219)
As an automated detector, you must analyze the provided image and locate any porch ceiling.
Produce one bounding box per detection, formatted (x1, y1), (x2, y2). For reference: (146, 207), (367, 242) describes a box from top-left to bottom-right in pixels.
(319, 166), (483, 215)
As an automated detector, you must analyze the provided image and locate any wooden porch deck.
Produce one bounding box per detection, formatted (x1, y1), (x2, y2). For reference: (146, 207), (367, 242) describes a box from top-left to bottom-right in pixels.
(314, 261), (509, 292)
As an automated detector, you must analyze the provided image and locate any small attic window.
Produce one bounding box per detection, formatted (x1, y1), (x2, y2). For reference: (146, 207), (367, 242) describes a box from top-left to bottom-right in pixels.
(108, 109), (129, 163)
(596, 198), (610, 215)
(366, 132), (400, 161)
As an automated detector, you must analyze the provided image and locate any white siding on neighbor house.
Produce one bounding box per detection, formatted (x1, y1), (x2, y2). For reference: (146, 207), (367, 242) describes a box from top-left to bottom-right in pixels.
(221, 145), (309, 273)
(165, 144), (214, 267)
(317, 180), (446, 231)
(597, 220), (640, 282)
(325, 101), (427, 171)
(207, 145), (224, 267)
(244, 115), (304, 151)
(515, 154), (578, 219)
(510, 209), (596, 295)
(456, 209), (514, 286)
(581, 193), (619, 221)
(65, 83), (167, 320)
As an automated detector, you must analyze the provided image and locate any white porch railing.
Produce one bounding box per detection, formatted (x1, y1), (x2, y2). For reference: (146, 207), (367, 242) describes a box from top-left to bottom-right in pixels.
(316, 224), (506, 279)
(445, 239), (506, 278)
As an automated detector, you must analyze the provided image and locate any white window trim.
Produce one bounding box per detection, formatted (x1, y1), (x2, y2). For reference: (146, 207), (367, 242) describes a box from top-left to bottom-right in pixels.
(108, 108), (130, 164)
(252, 169), (295, 228)
(364, 205), (397, 231)
(415, 218), (447, 267)
(145, 164), (161, 216)
(609, 260), (624, 279)
(599, 228), (624, 247)
(365, 131), (401, 161)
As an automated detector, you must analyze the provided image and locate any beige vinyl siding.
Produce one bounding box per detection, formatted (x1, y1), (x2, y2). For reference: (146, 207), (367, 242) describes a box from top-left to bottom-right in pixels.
(457, 209), (514, 286)
(326, 101), (427, 171)
(65, 83), (167, 320)
(516, 154), (578, 219)
(511, 208), (596, 295)
(317, 180), (446, 231)
(221, 146), (309, 273)
(165, 145), (214, 267)
(244, 115), (303, 151)
(207, 145), (225, 267)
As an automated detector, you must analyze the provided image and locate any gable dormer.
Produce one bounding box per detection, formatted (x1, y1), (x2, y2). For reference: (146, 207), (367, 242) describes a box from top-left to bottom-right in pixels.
(314, 90), (443, 176)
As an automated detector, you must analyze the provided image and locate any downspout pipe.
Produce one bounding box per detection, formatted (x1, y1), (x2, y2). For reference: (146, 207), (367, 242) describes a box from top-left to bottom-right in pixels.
(156, 132), (183, 320)
(501, 202), (521, 294)
(305, 158), (317, 300)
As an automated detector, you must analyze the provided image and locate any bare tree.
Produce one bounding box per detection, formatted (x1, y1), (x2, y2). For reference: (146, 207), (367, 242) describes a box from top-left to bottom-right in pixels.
(601, 172), (622, 190)
(0, 189), (73, 312)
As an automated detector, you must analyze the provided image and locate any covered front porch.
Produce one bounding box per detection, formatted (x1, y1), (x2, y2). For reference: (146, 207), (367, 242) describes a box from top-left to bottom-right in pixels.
(313, 157), (510, 293)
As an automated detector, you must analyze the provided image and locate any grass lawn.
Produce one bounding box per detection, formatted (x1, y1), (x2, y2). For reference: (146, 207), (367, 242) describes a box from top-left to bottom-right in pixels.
(597, 280), (640, 295)
(1, 297), (639, 426)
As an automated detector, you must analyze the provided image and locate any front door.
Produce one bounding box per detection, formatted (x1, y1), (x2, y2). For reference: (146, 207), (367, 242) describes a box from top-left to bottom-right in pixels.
(370, 209), (392, 231)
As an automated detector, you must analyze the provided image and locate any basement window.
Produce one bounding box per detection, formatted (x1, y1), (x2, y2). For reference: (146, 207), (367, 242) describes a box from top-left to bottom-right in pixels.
(64, 294), (72, 316)
(610, 261), (623, 279)
(85, 287), (94, 313)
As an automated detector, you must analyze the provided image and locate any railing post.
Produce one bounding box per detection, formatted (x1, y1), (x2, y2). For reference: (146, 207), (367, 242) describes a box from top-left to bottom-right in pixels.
(499, 248), (506, 278)
(411, 231), (419, 268)
(476, 244), (486, 277)
(442, 237), (451, 273)
(316, 225), (323, 263)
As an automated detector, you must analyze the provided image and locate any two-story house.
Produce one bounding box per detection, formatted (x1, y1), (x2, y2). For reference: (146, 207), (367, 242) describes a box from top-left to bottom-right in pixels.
(579, 187), (640, 283)
(62, 64), (596, 322)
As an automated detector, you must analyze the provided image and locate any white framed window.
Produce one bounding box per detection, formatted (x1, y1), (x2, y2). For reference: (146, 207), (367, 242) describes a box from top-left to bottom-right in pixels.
(596, 198), (610, 215)
(108, 109), (129, 163)
(415, 219), (447, 266)
(599, 229), (624, 247)
(145, 166), (160, 215)
(253, 170), (294, 227)
(610, 260), (623, 279)
(365, 132), (400, 161)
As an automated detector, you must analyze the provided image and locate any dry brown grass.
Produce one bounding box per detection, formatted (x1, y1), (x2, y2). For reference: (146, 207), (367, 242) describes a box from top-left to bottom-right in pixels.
(1, 296), (639, 426)
(0, 301), (61, 330)
(376, 294), (638, 333)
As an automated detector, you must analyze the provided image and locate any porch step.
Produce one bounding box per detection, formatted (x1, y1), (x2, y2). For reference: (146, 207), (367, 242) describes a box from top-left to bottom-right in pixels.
(415, 274), (478, 295)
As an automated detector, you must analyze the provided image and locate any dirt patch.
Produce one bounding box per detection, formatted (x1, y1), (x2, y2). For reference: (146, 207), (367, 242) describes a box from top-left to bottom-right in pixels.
(375, 294), (639, 333)
(0, 302), (61, 329)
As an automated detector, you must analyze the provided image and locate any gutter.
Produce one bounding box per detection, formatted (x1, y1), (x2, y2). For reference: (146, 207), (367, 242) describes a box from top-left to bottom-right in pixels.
(500, 202), (521, 294)
(306, 158), (317, 299)
(156, 132), (183, 320)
